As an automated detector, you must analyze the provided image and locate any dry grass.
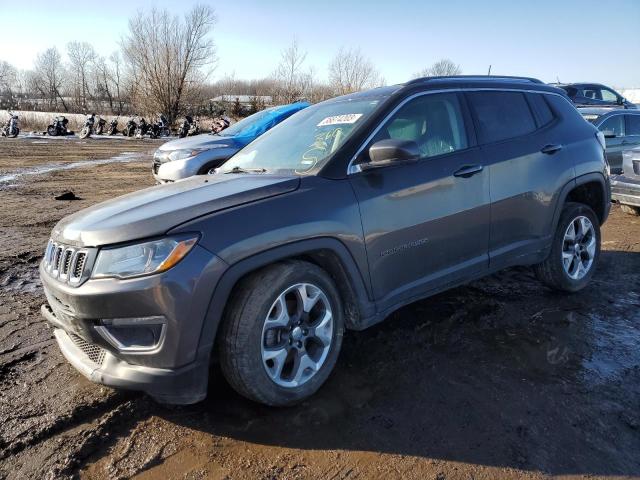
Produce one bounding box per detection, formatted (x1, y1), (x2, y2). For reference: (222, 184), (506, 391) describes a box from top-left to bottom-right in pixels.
(0, 110), (124, 133)
(0, 110), (225, 133)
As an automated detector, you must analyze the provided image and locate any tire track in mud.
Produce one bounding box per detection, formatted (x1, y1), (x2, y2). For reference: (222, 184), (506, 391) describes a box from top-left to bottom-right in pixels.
(0, 139), (159, 479)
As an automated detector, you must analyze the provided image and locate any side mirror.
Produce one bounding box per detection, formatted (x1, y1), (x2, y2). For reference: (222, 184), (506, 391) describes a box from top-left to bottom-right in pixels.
(363, 139), (420, 170)
(602, 130), (617, 139)
(617, 97), (624, 106)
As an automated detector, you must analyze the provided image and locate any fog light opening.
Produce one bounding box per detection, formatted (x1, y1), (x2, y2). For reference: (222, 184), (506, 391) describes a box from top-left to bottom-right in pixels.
(96, 316), (166, 353)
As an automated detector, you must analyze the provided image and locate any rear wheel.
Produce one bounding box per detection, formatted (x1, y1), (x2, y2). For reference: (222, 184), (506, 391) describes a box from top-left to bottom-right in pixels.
(79, 127), (90, 139)
(219, 260), (344, 406)
(620, 204), (640, 216)
(534, 202), (600, 292)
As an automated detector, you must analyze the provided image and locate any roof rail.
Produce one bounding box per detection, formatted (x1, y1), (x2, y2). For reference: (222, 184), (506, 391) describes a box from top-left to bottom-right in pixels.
(405, 75), (544, 86)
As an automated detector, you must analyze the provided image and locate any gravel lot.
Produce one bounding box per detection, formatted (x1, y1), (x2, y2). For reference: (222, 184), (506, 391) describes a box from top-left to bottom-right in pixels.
(0, 136), (638, 480)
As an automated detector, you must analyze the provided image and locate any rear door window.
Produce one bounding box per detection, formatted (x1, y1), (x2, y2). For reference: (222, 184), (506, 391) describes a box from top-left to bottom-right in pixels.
(626, 115), (640, 136)
(467, 91), (537, 143)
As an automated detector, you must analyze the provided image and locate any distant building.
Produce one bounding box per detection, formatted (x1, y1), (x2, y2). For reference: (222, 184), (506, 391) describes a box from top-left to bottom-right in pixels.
(211, 95), (273, 107)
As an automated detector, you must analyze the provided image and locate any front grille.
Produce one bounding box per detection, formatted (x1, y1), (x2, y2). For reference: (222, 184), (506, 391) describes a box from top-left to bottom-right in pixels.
(633, 161), (640, 176)
(69, 333), (106, 365)
(43, 239), (93, 285)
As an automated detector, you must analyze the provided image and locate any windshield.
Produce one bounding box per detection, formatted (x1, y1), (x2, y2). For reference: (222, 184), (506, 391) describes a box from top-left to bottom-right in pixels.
(218, 108), (279, 137)
(219, 98), (383, 175)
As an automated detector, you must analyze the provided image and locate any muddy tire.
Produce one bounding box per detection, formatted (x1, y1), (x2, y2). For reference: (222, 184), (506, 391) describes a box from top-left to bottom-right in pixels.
(620, 204), (640, 216)
(218, 260), (344, 406)
(534, 202), (600, 292)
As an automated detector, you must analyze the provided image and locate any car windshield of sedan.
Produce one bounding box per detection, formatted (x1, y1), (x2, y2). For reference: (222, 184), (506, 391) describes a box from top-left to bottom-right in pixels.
(218, 98), (384, 175)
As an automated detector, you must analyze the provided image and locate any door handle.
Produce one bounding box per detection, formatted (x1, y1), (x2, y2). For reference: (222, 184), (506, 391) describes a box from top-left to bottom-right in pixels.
(541, 144), (563, 154)
(453, 164), (483, 178)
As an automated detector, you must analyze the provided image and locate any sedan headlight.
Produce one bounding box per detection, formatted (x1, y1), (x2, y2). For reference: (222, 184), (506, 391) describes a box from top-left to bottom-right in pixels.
(168, 145), (229, 162)
(92, 235), (198, 279)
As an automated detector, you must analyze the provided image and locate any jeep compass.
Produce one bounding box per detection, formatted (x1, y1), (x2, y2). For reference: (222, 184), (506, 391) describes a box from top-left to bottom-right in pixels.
(40, 76), (611, 406)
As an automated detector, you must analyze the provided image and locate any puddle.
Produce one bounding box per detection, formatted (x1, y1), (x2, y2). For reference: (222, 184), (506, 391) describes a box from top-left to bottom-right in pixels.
(582, 294), (640, 384)
(0, 152), (142, 183)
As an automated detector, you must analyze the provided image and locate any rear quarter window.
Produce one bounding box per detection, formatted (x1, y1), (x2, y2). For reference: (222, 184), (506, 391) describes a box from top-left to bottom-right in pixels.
(467, 91), (537, 143)
(527, 93), (555, 127)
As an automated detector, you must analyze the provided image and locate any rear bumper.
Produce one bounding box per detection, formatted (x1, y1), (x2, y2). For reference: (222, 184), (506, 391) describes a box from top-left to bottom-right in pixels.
(611, 175), (640, 207)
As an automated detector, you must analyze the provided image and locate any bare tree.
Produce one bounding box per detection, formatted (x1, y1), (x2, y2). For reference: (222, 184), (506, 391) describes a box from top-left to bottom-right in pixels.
(32, 47), (68, 111)
(0, 61), (16, 91)
(328, 47), (379, 95)
(272, 39), (310, 104)
(122, 4), (217, 123)
(414, 58), (461, 78)
(67, 41), (97, 110)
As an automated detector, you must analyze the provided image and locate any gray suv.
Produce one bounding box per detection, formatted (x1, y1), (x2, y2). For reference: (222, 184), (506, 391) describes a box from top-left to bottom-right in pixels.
(40, 76), (611, 406)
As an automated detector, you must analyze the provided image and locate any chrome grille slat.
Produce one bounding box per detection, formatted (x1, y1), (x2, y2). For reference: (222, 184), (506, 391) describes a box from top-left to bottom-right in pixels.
(61, 249), (73, 275)
(72, 252), (87, 279)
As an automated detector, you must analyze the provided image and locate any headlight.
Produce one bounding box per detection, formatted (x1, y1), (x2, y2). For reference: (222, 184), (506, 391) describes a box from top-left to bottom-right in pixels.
(92, 235), (198, 279)
(167, 146), (229, 162)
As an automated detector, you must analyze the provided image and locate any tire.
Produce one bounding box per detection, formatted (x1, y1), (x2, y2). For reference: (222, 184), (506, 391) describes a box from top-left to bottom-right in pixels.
(534, 202), (601, 292)
(47, 125), (57, 136)
(11, 128), (19, 138)
(218, 260), (345, 406)
(79, 127), (90, 139)
(620, 204), (640, 216)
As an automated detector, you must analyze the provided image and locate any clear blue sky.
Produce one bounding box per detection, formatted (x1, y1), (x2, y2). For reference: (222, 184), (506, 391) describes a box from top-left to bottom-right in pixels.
(2, 0), (639, 87)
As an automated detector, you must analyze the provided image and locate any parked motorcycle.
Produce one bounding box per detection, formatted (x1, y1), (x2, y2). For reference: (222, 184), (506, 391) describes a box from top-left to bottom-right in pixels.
(188, 116), (201, 136)
(135, 117), (150, 139)
(156, 114), (171, 137)
(1, 112), (19, 138)
(211, 116), (230, 134)
(122, 116), (137, 137)
(107, 117), (119, 136)
(47, 116), (71, 136)
(95, 116), (107, 135)
(78, 114), (96, 139)
(178, 115), (193, 138)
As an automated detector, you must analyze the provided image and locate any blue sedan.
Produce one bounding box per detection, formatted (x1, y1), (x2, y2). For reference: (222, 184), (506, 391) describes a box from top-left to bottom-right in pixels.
(153, 102), (310, 182)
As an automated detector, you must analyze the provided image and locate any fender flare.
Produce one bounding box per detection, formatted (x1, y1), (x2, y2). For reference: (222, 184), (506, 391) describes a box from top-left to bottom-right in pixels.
(551, 172), (609, 233)
(196, 237), (375, 357)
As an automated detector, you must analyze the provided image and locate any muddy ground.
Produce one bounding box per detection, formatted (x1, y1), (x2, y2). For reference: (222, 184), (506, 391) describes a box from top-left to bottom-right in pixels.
(0, 137), (638, 480)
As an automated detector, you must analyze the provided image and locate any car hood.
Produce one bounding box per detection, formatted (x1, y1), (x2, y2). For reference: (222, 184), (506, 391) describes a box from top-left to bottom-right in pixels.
(52, 174), (300, 247)
(158, 134), (240, 151)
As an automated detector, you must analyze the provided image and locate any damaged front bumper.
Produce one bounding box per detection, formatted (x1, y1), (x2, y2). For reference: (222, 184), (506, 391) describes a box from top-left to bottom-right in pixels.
(39, 245), (228, 404)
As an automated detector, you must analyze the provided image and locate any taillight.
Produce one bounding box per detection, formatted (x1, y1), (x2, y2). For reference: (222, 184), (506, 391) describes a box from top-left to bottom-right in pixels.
(596, 131), (606, 151)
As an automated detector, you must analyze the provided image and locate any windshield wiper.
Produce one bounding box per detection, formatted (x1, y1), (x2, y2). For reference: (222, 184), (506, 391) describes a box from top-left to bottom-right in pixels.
(223, 166), (267, 174)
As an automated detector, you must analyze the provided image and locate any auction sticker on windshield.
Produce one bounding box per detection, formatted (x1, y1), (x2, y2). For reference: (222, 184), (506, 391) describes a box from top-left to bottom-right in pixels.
(317, 114), (363, 127)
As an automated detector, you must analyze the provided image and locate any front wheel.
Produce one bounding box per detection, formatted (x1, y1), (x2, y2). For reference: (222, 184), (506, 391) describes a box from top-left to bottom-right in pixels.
(79, 127), (90, 139)
(10, 127), (19, 138)
(534, 202), (601, 292)
(47, 125), (57, 136)
(219, 260), (344, 406)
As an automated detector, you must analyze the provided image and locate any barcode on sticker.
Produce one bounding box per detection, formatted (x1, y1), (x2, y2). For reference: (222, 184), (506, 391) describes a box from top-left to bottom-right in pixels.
(317, 114), (363, 127)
